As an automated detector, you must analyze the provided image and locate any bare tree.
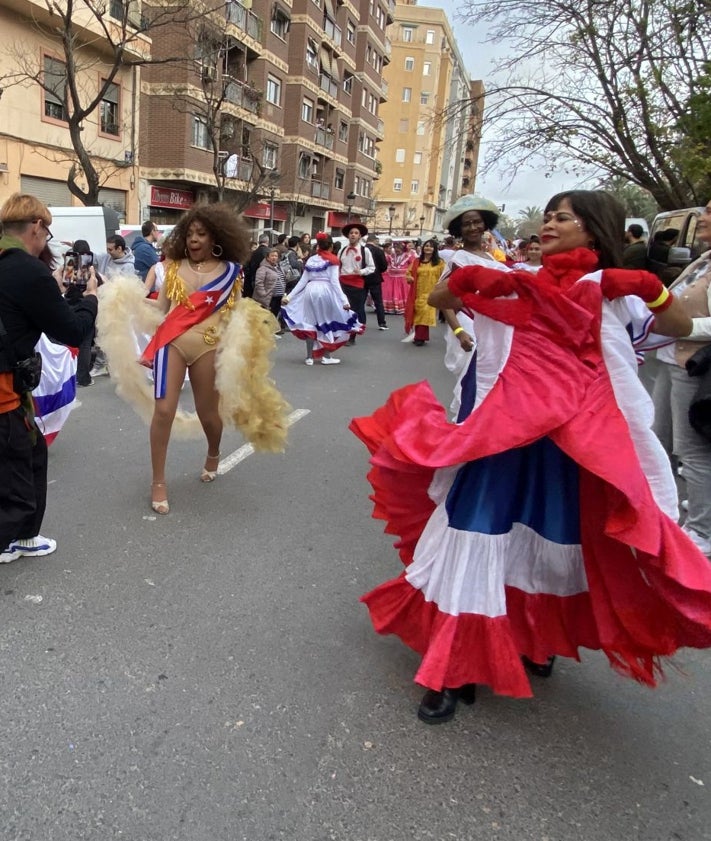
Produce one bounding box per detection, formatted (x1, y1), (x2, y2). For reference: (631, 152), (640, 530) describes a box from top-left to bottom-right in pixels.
(0, 0), (222, 205)
(458, 0), (711, 209)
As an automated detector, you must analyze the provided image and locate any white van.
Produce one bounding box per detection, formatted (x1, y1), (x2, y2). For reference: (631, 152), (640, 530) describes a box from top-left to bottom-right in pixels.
(47, 205), (121, 254)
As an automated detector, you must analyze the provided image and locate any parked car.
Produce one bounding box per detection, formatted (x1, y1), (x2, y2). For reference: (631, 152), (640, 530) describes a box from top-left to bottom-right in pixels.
(647, 206), (705, 285)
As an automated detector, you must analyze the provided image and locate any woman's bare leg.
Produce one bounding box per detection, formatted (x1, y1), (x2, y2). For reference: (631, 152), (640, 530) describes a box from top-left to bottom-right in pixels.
(189, 350), (223, 477)
(149, 346), (188, 502)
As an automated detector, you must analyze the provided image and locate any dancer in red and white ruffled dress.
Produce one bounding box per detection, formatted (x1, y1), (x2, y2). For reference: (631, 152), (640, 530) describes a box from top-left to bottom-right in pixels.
(351, 190), (711, 724)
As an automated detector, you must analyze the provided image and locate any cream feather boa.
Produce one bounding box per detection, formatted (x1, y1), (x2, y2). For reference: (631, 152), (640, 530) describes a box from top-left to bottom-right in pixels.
(96, 275), (291, 451)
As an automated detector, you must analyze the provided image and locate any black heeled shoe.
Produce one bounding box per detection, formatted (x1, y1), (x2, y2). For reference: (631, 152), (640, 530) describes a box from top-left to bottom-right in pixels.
(417, 684), (476, 725)
(521, 655), (556, 678)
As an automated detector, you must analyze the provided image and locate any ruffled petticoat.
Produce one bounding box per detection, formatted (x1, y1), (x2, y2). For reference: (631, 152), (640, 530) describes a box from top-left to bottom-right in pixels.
(351, 274), (711, 698)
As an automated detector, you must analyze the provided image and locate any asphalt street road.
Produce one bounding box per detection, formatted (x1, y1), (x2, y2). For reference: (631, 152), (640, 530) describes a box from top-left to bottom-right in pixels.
(1, 319), (710, 841)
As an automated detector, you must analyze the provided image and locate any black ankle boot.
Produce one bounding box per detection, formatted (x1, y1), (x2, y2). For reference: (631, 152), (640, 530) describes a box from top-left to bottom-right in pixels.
(417, 684), (476, 725)
(521, 655), (556, 678)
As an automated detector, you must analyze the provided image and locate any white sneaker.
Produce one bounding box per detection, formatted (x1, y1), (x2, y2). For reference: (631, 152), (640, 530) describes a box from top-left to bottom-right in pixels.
(0, 546), (21, 563)
(6, 534), (57, 558)
(321, 357), (341, 365)
(304, 358), (314, 366)
(90, 365), (109, 378)
(401, 332), (415, 343)
(682, 526), (711, 556)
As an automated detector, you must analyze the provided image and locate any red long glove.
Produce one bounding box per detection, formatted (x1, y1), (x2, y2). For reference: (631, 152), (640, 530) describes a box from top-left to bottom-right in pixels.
(600, 269), (665, 302)
(448, 265), (517, 299)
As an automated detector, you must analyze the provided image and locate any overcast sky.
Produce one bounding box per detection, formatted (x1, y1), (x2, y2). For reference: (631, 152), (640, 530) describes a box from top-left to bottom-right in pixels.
(424, 0), (587, 218)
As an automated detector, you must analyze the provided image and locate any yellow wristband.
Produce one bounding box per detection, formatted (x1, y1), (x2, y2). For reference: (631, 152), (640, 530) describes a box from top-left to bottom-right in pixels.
(647, 287), (670, 310)
(453, 326), (465, 336)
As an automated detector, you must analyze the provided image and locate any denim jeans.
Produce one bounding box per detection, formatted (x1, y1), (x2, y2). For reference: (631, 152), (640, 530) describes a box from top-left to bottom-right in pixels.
(652, 361), (711, 538)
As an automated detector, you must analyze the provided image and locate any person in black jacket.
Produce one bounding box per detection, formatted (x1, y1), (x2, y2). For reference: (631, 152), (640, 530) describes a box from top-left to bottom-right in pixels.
(243, 234), (270, 298)
(365, 234), (389, 330)
(0, 194), (97, 564)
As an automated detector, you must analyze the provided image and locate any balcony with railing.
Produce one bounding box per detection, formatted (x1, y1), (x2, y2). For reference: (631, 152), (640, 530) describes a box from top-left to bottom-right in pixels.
(375, 118), (384, 137)
(311, 180), (331, 199)
(315, 127), (335, 150)
(224, 156), (255, 182)
(319, 74), (339, 99)
(386, 0), (396, 21)
(380, 78), (388, 97)
(224, 77), (262, 114)
(226, 1), (262, 42)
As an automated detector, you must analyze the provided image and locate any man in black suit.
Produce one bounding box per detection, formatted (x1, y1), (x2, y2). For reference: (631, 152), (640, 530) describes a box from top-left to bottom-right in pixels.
(365, 234), (389, 330)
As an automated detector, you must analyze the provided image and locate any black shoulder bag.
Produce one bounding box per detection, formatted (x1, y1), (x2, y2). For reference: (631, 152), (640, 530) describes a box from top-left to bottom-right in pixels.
(0, 313), (42, 395)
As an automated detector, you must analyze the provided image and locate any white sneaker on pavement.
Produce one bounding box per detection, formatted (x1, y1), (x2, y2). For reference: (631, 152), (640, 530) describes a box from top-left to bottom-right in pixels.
(304, 358), (314, 366)
(6, 534), (58, 558)
(0, 546), (22, 563)
(90, 364), (109, 378)
(321, 357), (341, 365)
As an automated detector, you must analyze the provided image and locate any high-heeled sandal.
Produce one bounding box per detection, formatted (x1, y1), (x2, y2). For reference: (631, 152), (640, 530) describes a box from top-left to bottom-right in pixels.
(151, 482), (169, 515)
(201, 452), (221, 483)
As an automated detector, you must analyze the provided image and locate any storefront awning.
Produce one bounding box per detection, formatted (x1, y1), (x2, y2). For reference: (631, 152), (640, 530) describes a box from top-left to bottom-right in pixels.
(242, 202), (288, 222)
(327, 211), (363, 229)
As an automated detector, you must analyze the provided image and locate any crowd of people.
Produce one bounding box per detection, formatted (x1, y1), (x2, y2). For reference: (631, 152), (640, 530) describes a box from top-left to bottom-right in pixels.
(2, 188), (711, 730)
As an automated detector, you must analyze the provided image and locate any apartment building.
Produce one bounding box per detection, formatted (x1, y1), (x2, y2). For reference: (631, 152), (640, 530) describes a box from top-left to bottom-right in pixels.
(0, 0), (390, 237)
(0, 0), (141, 217)
(140, 0), (392, 236)
(376, 1), (483, 237)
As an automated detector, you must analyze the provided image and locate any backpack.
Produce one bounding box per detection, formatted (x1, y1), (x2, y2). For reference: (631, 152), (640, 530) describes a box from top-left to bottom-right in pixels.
(278, 253), (301, 284)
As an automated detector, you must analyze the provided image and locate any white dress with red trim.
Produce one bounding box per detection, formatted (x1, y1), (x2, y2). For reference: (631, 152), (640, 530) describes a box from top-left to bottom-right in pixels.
(281, 252), (362, 352)
(351, 250), (711, 699)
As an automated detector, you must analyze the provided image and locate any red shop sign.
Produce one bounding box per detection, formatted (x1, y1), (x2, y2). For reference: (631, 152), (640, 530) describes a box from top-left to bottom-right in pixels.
(150, 186), (194, 210)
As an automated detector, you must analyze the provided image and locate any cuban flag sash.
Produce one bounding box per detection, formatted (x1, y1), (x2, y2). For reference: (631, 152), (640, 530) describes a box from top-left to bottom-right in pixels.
(141, 262), (240, 398)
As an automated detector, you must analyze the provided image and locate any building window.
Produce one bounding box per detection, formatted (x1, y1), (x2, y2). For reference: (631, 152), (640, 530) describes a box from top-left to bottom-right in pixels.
(43, 56), (67, 122)
(263, 143), (278, 170)
(417, 120), (425, 135)
(399, 118), (409, 132)
(402, 87), (412, 103)
(426, 29), (435, 44)
(362, 87), (368, 107)
(192, 116), (210, 149)
(266, 75), (281, 105)
(99, 81), (120, 135)
(375, 5), (385, 27)
(343, 73), (353, 95)
(241, 124), (252, 158)
(361, 179), (372, 197)
(346, 21), (356, 43)
(393, 178), (403, 192)
(306, 40), (319, 70)
(402, 26), (414, 42)
(270, 9), (290, 38)
(395, 148), (405, 163)
(420, 92), (429, 105)
(335, 168), (345, 189)
(338, 121), (349, 141)
(423, 62), (431, 76)
(302, 97), (314, 123)
(298, 153), (312, 179)
(354, 175), (361, 193)
(414, 151), (423, 164)
(405, 56), (414, 71)
(411, 179), (419, 193)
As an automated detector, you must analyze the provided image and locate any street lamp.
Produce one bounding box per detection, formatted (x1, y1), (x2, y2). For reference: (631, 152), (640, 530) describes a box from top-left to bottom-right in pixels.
(419, 215), (425, 236)
(267, 169), (280, 244)
(346, 191), (356, 223)
(388, 205), (396, 237)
